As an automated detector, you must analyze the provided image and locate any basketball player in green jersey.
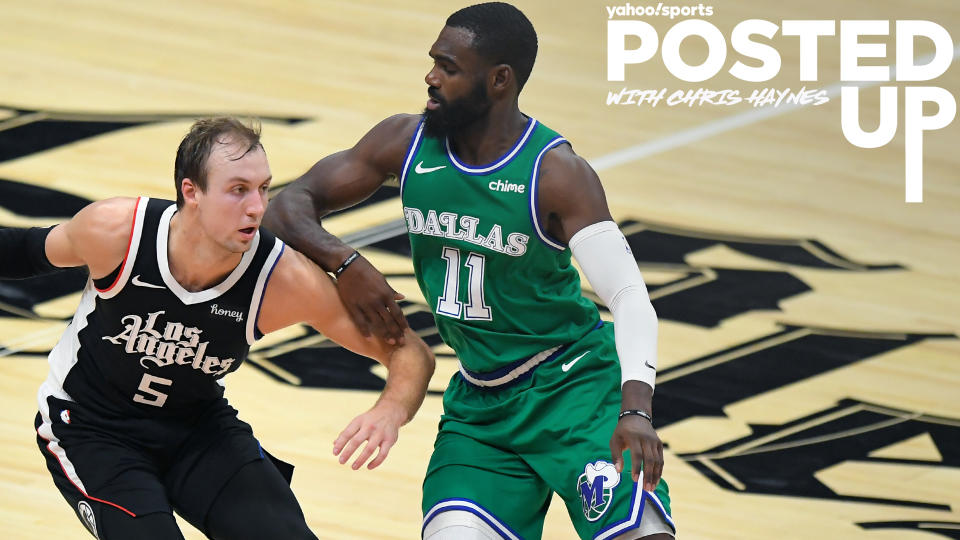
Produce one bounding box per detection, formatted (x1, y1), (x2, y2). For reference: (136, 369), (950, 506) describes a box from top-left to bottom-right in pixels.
(263, 3), (674, 539)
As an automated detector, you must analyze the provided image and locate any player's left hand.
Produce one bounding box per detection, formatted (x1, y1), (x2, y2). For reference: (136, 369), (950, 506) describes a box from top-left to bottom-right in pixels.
(609, 414), (664, 492)
(332, 402), (406, 470)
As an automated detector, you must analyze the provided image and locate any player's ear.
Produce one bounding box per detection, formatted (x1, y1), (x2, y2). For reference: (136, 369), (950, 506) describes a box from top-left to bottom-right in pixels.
(490, 64), (512, 94)
(181, 178), (199, 207)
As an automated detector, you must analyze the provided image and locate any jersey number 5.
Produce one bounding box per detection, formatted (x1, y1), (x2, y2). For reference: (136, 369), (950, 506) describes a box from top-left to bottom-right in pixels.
(436, 247), (493, 321)
(133, 373), (173, 407)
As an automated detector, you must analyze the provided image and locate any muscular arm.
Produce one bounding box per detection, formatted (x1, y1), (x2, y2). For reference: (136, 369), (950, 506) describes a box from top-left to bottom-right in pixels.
(257, 247), (435, 468)
(538, 146), (664, 491)
(538, 145), (614, 245)
(262, 114), (421, 340)
(0, 197), (135, 279)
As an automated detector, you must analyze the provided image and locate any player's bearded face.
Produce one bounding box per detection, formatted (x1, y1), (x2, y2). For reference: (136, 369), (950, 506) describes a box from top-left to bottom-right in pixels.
(423, 77), (490, 139)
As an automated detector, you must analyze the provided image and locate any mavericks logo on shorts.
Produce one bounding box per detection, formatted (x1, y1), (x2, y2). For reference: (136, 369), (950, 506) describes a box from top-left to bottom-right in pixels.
(577, 460), (620, 522)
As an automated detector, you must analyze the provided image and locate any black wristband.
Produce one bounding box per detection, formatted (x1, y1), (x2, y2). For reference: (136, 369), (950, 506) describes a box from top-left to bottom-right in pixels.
(618, 409), (652, 423)
(0, 226), (58, 279)
(334, 251), (360, 277)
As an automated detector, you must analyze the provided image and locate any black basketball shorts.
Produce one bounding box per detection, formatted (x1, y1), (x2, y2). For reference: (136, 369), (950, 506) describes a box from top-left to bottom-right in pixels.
(35, 395), (293, 537)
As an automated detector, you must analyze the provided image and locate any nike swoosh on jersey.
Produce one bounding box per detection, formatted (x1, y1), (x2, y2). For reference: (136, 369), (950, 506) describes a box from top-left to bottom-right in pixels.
(644, 360), (657, 371)
(561, 351), (590, 372)
(131, 275), (165, 289)
(415, 161), (446, 174)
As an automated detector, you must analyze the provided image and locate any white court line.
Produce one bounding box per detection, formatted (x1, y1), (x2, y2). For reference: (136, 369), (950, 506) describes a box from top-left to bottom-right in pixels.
(589, 44), (960, 172)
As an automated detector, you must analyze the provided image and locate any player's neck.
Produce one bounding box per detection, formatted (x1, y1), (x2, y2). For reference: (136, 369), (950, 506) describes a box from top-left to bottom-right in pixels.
(166, 212), (243, 292)
(449, 104), (527, 166)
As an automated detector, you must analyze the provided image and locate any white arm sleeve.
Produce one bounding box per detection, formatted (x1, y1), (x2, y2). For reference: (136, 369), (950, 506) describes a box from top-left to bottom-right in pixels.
(569, 221), (657, 390)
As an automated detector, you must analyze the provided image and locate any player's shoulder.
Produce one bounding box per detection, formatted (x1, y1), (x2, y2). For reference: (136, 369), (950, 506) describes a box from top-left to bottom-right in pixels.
(85, 196), (138, 217)
(368, 113), (422, 141)
(535, 136), (609, 225)
(56, 197), (139, 274)
(259, 246), (310, 310)
(539, 140), (599, 187)
(269, 244), (328, 291)
(74, 197), (139, 240)
(257, 242), (336, 333)
(270, 243), (304, 279)
(356, 114), (424, 172)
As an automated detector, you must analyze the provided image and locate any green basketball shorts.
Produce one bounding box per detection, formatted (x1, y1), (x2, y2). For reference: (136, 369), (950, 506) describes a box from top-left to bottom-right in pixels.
(421, 323), (675, 539)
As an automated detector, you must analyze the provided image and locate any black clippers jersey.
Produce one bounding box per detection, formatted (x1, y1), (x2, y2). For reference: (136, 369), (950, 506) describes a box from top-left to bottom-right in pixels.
(38, 197), (285, 419)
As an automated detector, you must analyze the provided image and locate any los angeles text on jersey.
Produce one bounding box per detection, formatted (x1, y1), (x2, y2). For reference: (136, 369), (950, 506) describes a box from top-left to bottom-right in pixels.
(101, 310), (235, 376)
(403, 207), (530, 256)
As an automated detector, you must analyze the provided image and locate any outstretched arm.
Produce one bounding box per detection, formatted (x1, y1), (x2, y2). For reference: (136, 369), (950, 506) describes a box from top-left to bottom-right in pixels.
(330, 325), (433, 470)
(538, 146), (664, 492)
(1, 197), (135, 280)
(263, 114), (421, 343)
(257, 247), (435, 470)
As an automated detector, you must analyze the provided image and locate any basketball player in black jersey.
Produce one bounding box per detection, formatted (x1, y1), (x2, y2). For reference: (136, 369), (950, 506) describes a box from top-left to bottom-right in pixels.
(0, 117), (435, 539)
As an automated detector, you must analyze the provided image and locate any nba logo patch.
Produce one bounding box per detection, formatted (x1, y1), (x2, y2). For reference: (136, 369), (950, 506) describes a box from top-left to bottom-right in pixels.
(60, 409), (71, 424)
(577, 460), (621, 522)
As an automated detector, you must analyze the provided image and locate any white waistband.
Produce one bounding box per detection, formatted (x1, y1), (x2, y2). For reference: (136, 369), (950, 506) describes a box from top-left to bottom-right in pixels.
(458, 345), (562, 388)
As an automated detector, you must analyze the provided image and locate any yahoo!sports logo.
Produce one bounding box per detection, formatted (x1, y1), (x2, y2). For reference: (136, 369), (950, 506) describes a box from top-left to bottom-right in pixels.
(606, 13), (956, 203)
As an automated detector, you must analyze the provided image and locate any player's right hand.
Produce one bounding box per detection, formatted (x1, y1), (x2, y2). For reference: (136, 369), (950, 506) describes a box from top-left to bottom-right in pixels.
(332, 401), (406, 470)
(336, 255), (408, 344)
(609, 415), (664, 492)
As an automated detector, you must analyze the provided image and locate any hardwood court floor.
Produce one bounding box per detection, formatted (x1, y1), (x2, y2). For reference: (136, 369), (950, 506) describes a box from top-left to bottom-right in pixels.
(1, 1), (958, 538)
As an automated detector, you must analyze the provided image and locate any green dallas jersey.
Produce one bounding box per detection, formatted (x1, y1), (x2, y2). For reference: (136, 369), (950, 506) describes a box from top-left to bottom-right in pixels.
(399, 116), (601, 376)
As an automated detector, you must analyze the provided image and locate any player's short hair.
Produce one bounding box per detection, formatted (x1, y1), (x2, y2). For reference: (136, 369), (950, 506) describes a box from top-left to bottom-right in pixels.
(446, 2), (538, 91)
(174, 117), (262, 208)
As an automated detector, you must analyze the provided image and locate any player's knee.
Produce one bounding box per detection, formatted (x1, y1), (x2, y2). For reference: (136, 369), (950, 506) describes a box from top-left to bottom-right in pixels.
(205, 497), (315, 540)
(99, 509), (184, 540)
(422, 510), (502, 540)
(285, 511), (316, 539)
(271, 519), (316, 540)
(213, 519), (315, 540)
(263, 497), (315, 539)
(229, 508), (316, 540)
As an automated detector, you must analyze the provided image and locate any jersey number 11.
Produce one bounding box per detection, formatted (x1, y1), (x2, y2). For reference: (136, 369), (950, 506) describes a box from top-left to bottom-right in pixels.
(436, 247), (493, 321)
